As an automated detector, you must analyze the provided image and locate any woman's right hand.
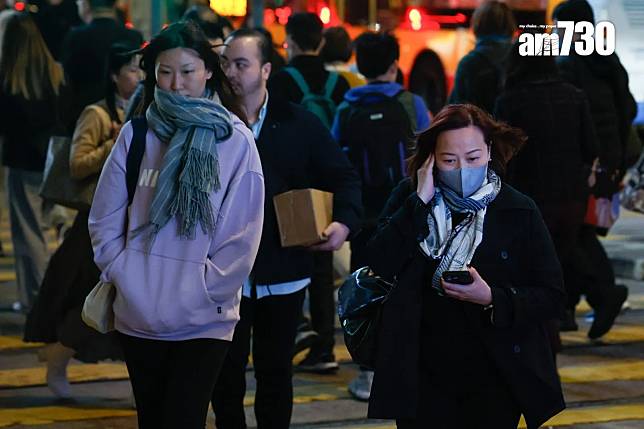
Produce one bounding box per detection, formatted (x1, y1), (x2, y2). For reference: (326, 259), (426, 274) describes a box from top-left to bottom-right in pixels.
(417, 154), (435, 204)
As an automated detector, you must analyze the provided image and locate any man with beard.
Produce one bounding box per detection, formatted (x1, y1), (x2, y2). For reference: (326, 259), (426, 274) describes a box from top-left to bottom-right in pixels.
(211, 29), (362, 429)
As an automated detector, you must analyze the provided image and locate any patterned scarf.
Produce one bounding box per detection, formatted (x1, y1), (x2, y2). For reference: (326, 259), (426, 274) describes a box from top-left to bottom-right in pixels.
(419, 169), (502, 294)
(133, 87), (234, 242)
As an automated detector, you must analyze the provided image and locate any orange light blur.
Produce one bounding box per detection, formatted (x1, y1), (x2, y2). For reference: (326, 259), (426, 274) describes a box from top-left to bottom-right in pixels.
(275, 7), (292, 25)
(320, 6), (331, 25)
(210, 0), (246, 17)
(264, 9), (276, 26)
(409, 8), (422, 31)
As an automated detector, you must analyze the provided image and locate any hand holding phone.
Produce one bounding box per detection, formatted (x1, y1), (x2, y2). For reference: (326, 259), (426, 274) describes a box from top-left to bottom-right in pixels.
(440, 267), (492, 306)
(441, 270), (474, 285)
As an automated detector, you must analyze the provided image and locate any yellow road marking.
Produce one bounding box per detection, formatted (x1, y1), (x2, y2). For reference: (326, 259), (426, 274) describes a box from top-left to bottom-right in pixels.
(319, 403), (644, 429)
(0, 271), (15, 282)
(560, 360), (644, 383)
(0, 242), (58, 255)
(529, 403), (644, 427)
(0, 363), (128, 389)
(561, 324), (644, 345)
(0, 337), (41, 351)
(0, 406), (135, 427)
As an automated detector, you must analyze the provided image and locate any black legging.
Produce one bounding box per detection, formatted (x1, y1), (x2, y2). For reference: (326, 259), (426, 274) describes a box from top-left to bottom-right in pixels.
(119, 333), (229, 429)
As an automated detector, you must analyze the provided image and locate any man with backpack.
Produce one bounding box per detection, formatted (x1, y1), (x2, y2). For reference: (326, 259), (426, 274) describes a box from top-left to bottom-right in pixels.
(268, 13), (350, 128)
(268, 12), (353, 373)
(332, 31), (430, 401)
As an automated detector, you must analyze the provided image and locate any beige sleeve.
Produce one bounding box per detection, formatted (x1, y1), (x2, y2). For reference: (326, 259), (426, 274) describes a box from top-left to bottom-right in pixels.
(69, 106), (114, 180)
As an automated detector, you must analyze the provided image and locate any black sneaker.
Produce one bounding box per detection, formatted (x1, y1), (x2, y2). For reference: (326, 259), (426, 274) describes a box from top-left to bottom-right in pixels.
(588, 285), (628, 340)
(293, 329), (318, 357)
(296, 350), (339, 374)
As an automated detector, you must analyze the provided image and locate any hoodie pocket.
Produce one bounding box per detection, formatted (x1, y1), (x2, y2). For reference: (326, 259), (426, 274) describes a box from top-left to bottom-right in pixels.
(110, 248), (238, 335)
(203, 259), (239, 322)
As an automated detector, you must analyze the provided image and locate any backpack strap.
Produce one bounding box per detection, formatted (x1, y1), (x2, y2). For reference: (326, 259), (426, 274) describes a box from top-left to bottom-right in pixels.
(126, 117), (147, 207)
(284, 67), (311, 96)
(323, 72), (339, 98)
(395, 90), (418, 133)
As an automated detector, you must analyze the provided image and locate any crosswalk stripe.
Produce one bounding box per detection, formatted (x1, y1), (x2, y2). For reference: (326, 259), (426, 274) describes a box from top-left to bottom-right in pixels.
(4, 333), (644, 388)
(534, 402), (644, 428)
(0, 337), (41, 351)
(0, 271), (15, 282)
(0, 363), (128, 389)
(309, 403), (644, 428)
(559, 359), (644, 383)
(0, 406), (136, 428)
(560, 324), (644, 345)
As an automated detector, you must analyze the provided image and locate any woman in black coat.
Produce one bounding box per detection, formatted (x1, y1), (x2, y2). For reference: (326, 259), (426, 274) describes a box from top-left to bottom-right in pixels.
(364, 104), (565, 429)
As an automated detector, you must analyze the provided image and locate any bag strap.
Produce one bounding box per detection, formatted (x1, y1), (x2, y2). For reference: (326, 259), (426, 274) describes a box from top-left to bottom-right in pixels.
(284, 67), (311, 96)
(323, 72), (339, 98)
(126, 117), (147, 206)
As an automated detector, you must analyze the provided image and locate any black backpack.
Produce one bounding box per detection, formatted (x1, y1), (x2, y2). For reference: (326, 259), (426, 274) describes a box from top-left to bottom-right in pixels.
(125, 117), (148, 206)
(340, 90), (416, 225)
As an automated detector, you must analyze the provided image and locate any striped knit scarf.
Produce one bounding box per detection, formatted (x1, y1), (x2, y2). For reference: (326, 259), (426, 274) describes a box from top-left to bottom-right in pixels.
(419, 169), (501, 294)
(134, 87), (234, 242)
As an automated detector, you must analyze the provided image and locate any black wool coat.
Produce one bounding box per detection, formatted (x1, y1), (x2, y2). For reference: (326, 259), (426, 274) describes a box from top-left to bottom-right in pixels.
(250, 96), (362, 285)
(365, 179), (566, 429)
(495, 78), (598, 206)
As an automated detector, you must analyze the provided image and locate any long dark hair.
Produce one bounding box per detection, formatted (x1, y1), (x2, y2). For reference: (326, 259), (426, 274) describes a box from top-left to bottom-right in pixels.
(408, 104), (526, 185)
(0, 11), (64, 100)
(105, 42), (139, 124)
(134, 21), (246, 123)
(408, 49), (447, 117)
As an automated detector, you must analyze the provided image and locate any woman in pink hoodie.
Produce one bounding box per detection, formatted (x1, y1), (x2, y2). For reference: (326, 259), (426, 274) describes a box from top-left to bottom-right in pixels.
(89, 21), (264, 428)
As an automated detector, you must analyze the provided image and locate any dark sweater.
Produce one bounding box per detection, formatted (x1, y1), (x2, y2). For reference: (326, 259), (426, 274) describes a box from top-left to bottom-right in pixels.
(495, 78), (598, 205)
(0, 89), (61, 171)
(61, 17), (142, 131)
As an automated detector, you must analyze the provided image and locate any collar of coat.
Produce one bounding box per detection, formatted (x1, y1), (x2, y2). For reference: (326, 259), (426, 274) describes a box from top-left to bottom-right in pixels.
(488, 182), (536, 212)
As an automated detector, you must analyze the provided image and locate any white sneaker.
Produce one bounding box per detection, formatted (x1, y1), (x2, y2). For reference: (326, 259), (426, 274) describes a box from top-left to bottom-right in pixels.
(348, 370), (373, 401)
(42, 343), (74, 399)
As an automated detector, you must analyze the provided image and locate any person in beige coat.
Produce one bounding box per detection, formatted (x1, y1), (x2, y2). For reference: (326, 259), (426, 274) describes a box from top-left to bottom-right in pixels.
(24, 43), (142, 398)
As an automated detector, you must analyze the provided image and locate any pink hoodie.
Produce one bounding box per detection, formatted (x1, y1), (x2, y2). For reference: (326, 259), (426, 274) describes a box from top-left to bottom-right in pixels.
(89, 116), (264, 341)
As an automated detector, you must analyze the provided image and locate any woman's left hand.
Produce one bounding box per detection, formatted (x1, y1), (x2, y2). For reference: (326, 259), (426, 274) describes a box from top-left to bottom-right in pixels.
(441, 266), (492, 306)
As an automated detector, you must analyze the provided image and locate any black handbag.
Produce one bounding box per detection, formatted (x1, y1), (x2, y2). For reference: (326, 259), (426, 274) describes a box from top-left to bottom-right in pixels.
(337, 266), (395, 369)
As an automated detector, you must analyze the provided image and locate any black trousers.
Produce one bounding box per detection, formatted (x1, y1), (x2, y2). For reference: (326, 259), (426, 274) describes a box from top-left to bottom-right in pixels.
(212, 289), (306, 429)
(118, 333), (229, 429)
(395, 376), (520, 429)
(308, 251), (335, 353)
(567, 224), (618, 310)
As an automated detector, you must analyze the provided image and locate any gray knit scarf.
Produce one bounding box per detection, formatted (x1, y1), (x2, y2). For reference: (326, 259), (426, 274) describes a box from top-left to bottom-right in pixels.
(134, 87), (234, 242)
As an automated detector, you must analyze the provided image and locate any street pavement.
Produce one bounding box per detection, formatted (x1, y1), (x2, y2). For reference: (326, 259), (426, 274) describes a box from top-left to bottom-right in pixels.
(0, 207), (643, 428)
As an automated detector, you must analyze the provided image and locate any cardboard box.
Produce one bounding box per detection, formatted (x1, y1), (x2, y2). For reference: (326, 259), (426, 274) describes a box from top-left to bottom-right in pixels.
(273, 188), (333, 247)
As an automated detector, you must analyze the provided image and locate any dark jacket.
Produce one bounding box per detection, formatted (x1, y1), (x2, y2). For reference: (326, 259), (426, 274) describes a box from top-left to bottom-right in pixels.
(267, 54), (350, 106)
(557, 53), (637, 196)
(365, 179), (565, 429)
(448, 37), (513, 114)
(30, 0), (82, 60)
(495, 78), (598, 205)
(61, 17), (142, 131)
(250, 96), (362, 285)
(0, 88), (64, 171)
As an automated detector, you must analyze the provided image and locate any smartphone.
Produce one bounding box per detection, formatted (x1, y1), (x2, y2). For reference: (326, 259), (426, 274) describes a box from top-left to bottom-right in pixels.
(441, 270), (474, 285)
